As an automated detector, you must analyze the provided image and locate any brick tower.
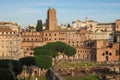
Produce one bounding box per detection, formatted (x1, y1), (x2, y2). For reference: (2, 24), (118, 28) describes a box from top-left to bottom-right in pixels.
(46, 8), (57, 31)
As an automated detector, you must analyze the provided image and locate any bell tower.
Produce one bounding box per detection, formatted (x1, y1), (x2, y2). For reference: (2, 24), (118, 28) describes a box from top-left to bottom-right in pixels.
(46, 8), (57, 31)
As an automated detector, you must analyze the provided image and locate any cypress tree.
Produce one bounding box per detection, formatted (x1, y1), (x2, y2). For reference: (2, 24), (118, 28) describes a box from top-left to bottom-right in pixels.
(36, 20), (43, 31)
(67, 23), (71, 28)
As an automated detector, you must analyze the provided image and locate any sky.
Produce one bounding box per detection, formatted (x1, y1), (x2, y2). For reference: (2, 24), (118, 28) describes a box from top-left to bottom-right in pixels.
(0, 0), (120, 27)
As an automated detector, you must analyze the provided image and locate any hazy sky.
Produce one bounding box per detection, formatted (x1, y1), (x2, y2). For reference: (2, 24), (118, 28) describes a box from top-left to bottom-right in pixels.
(0, 0), (120, 27)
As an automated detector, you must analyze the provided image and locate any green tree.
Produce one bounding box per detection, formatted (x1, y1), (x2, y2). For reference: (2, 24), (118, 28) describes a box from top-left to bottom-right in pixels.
(0, 68), (15, 80)
(19, 57), (35, 66)
(36, 19), (43, 31)
(19, 56), (52, 80)
(34, 41), (76, 68)
(34, 41), (76, 57)
(35, 55), (52, 69)
(34, 47), (53, 57)
(19, 57), (36, 80)
(0, 60), (23, 80)
(34, 41), (76, 80)
(67, 23), (71, 28)
(20, 42), (76, 80)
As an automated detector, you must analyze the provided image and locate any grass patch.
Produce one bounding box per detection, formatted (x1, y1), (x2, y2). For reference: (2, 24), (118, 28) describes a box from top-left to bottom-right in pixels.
(37, 75), (47, 80)
(56, 61), (105, 69)
(64, 75), (99, 80)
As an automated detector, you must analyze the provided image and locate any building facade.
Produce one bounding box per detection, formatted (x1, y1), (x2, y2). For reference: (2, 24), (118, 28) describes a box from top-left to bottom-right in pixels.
(20, 8), (120, 62)
(0, 8), (118, 62)
(0, 22), (24, 60)
(72, 19), (117, 33)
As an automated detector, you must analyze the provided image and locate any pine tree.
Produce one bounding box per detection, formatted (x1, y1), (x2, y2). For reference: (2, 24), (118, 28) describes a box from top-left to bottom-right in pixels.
(36, 20), (43, 32)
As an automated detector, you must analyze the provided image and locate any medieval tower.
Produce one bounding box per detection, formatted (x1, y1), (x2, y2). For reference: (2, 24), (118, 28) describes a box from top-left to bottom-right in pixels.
(46, 8), (57, 31)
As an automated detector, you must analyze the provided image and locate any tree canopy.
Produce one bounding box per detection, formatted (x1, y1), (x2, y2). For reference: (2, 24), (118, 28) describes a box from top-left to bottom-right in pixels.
(0, 59), (23, 76)
(19, 56), (35, 66)
(0, 68), (15, 80)
(19, 41), (76, 70)
(34, 41), (76, 57)
(36, 19), (43, 32)
(0, 42), (76, 80)
(67, 23), (71, 28)
(0, 59), (23, 80)
(35, 55), (52, 69)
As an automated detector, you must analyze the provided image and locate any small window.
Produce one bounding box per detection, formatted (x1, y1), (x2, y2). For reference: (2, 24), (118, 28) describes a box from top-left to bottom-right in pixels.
(117, 26), (118, 28)
(27, 48), (29, 50)
(109, 53), (112, 56)
(106, 51), (108, 55)
(30, 52), (32, 55)
(116, 50), (119, 56)
(102, 53), (105, 56)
